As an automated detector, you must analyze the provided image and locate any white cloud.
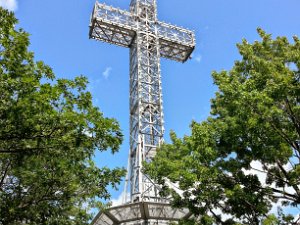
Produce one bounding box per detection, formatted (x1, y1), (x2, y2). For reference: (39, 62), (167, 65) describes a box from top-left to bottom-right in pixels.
(0, 0), (18, 11)
(195, 55), (202, 63)
(242, 160), (266, 184)
(294, 214), (300, 223)
(102, 67), (112, 79)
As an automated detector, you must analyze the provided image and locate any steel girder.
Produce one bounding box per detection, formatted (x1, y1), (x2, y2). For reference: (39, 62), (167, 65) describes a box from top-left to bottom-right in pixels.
(129, 30), (164, 202)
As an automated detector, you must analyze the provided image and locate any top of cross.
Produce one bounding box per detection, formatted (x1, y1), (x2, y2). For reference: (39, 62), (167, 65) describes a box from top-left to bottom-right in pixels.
(130, 0), (157, 21)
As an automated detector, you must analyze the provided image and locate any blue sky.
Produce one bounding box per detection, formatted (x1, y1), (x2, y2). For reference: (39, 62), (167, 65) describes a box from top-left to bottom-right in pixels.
(3, 0), (300, 211)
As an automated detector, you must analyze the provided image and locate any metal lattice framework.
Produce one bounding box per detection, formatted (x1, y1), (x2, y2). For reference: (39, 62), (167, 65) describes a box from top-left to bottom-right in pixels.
(92, 202), (191, 225)
(89, 0), (195, 224)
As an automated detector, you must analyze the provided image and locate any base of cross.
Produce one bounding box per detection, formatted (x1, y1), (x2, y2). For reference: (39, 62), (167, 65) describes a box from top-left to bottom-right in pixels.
(90, 201), (192, 225)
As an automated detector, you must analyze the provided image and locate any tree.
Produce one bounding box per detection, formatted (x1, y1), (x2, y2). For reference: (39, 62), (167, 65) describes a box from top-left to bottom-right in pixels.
(145, 29), (300, 225)
(0, 8), (126, 225)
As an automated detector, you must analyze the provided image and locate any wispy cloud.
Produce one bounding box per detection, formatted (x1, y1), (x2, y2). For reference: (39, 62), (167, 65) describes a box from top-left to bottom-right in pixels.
(102, 67), (112, 79)
(195, 55), (202, 63)
(0, 0), (18, 11)
(191, 53), (202, 63)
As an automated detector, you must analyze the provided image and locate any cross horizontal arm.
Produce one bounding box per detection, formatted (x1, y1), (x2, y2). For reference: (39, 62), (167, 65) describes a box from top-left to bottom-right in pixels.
(89, 2), (196, 62)
(157, 21), (195, 62)
(89, 2), (137, 47)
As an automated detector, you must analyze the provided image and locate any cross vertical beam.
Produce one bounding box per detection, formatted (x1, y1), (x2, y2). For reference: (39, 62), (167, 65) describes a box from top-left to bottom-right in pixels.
(129, 0), (164, 202)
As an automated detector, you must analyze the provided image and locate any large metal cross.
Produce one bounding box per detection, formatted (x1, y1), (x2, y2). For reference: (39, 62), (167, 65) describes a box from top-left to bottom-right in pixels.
(89, 0), (195, 223)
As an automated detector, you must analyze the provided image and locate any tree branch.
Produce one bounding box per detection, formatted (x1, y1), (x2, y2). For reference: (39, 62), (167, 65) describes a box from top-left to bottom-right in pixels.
(0, 160), (11, 190)
(0, 146), (60, 154)
(277, 161), (300, 198)
(284, 98), (300, 138)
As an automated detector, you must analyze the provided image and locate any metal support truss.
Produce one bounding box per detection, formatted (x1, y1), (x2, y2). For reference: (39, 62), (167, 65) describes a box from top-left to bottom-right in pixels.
(91, 202), (192, 225)
(89, 0), (195, 224)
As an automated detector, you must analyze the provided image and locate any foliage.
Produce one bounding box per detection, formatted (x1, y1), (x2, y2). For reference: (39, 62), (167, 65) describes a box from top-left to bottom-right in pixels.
(145, 29), (300, 224)
(262, 209), (295, 225)
(0, 7), (126, 225)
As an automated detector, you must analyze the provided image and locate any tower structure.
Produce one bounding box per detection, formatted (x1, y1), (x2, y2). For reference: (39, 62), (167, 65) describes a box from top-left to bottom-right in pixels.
(89, 0), (195, 224)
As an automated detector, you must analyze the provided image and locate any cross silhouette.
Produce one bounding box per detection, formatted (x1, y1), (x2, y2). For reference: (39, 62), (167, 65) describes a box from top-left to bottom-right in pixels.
(89, 1), (195, 223)
(89, 0), (195, 225)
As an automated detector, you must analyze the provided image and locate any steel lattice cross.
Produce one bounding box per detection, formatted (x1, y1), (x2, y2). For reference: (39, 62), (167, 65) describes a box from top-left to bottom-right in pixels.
(89, 0), (195, 224)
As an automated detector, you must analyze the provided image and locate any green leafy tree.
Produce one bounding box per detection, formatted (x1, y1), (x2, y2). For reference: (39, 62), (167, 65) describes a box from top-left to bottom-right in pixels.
(145, 29), (300, 225)
(0, 8), (126, 225)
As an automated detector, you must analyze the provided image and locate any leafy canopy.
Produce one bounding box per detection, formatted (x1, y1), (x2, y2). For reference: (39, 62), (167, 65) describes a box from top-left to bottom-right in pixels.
(145, 29), (300, 225)
(0, 7), (125, 225)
